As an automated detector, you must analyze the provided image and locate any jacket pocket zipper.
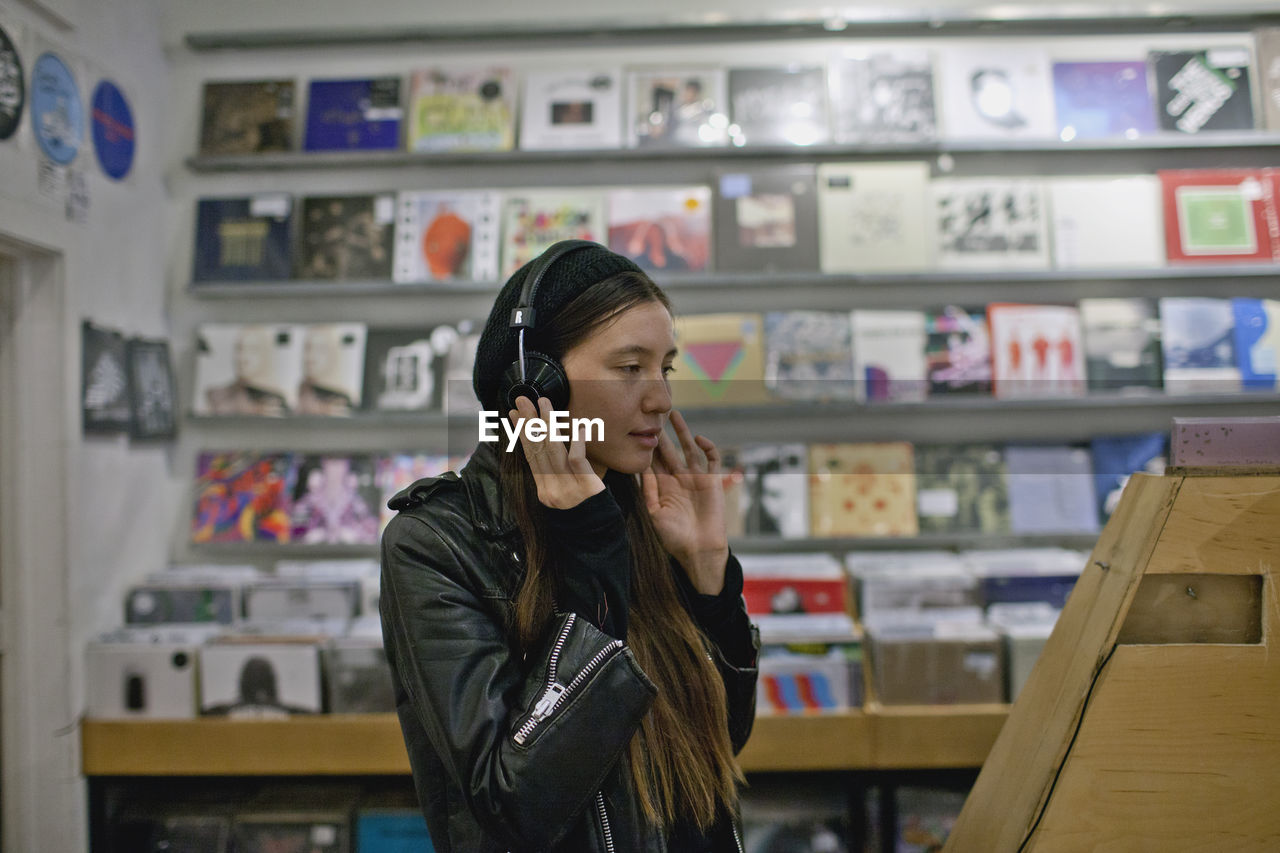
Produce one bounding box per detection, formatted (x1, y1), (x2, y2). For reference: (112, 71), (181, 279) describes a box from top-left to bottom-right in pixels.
(513, 614), (624, 745)
(596, 791), (615, 853)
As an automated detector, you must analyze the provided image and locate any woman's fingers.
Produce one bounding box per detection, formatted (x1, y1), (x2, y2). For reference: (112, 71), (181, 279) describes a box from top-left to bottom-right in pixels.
(696, 434), (721, 475)
(641, 465), (661, 513)
(668, 409), (703, 470)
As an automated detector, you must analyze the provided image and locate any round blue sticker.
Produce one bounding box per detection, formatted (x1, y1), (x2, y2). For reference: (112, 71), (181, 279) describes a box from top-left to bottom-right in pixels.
(91, 79), (134, 180)
(31, 51), (82, 165)
(0, 24), (23, 141)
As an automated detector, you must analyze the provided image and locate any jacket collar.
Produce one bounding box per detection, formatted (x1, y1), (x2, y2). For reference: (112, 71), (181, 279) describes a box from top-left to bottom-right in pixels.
(459, 441), (520, 539)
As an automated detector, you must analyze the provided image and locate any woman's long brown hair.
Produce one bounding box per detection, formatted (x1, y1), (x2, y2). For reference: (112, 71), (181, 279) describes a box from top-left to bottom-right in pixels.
(498, 270), (742, 831)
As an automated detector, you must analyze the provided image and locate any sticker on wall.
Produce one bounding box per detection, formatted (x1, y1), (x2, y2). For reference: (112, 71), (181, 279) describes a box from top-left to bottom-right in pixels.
(31, 51), (82, 164)
(0, 23), (23, 140)
(90, 79), (134, 180)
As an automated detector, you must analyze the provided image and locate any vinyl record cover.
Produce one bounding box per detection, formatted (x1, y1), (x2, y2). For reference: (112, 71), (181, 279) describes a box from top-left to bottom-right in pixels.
(817, 161), (932, 273)
(913, 444), (1010, 535)
(850, 309), (929, 402)
(191, 452), (297, 544)
(407, 66), (514, 152)
(296, 194), (395, 280)
(727, 65), (830, 147)
(1004, 445), (1099, 534)
(828, 49), (937, 144)
(625, 68), (728, 148)
(1090, 433), (1168, 522)
(1047, 175), (1165, 269)
(606, 185), (711, 274)
(987, 303), (1087, 399)
(808, 442), (918, 538)
(290, 454), (381, 545)
(303, 76), (402, 151)
(1258, 28), (1280, 130)
(375, 453), (453, 533)
(1078, 297), (1163, 392)
(361, 327), (450, 412)
(499, 190), (607, 276)
(1151, 47), (1255, 134)
(296, 323), (367, 415)
(713, 165), (819, 272)
(394, 189), (500, 283)
(1051, 60), (1157, 140)
(762, 310), (857, 402)
(924, 306), (992, 395)
(1230, 297), (1280, 390)
(439, 320), (482, 416)
(736, 443), (809, 538)
(1159, 169), (1275, 263)
(932, 178), (1051, 270)
(0, 22), (24, 141)
(519, 68), (623, 150)
(936, 46), (1056, 140)
(1158, 296), (1241, 393)
(230, 815), (347, 853)
(198, 79), (294, 155)
(193, 323), (305, 416)
(670, 313), (770, 409)
(192, 195), (294, 282)
(125, 337), (177, 440)
(81, 321), (130, 434)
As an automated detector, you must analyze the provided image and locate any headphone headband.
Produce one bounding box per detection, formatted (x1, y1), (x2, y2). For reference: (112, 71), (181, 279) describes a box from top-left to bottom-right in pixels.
(508, 239), (599, 333)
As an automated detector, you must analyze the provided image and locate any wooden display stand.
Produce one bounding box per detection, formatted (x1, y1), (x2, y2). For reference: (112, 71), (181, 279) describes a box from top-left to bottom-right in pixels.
(946, 420), (1280, 851)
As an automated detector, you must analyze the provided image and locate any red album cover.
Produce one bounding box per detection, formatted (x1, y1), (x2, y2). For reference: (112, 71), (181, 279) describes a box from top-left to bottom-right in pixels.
(742, 576), (851, 617)
(1159, 168), (1276, 264)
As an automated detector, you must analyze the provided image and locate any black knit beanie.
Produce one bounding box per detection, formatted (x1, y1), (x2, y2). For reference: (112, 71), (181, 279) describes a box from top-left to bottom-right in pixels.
(472, 241), (644, 412)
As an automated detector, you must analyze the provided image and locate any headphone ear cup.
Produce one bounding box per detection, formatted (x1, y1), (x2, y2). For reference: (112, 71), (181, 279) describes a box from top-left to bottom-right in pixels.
(499, 351), (569, 412)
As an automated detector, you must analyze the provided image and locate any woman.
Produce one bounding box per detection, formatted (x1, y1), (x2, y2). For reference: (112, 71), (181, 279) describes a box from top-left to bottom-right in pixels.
(380, 240), (759, 852)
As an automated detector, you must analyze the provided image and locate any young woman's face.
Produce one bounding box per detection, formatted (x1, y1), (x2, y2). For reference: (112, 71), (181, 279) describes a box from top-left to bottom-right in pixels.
(560, 300), (676, 477)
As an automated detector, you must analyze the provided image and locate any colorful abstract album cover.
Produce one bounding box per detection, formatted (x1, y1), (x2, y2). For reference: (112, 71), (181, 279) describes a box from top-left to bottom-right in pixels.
(289, 454), (381, 545)
(407, 65), (514, 152)
(192, 452), (297, 544)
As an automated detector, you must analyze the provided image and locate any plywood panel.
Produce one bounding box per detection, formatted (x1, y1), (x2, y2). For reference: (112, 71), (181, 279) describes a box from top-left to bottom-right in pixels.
(1144, 476), (1280, 576)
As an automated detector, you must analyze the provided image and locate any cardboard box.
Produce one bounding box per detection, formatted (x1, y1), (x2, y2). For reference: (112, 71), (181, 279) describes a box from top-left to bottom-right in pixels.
(869, 622), (1004, 705)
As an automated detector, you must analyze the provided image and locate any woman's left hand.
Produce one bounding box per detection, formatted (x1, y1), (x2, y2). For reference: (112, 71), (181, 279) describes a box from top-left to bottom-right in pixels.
(641, 409), (730, 596)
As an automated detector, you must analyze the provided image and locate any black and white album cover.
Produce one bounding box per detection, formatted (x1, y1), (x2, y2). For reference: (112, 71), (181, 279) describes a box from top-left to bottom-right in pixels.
(361, 326), (449, 412)
(727, 66), (831, 147)
(125, 337), (177, 440)
(82, 320), (130, 434)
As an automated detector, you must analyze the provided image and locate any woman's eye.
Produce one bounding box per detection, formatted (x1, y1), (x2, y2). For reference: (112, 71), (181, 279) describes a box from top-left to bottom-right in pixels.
(619, 364), (641, 373)
(662, 365), (676, 376)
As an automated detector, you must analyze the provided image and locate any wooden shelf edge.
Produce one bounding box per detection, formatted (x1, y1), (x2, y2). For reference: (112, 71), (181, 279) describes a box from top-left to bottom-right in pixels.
(81, 706), (1010, 776)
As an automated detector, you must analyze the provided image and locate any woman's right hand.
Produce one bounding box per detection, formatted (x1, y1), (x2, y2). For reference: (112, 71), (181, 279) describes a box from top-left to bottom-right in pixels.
(509, 395), (605, 510)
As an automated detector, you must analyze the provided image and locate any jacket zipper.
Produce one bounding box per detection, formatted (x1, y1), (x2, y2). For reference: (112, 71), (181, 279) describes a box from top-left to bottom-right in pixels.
(595, 791), (615, 853)
(513, 614), (624, 745)
(732, 819), (744, 853)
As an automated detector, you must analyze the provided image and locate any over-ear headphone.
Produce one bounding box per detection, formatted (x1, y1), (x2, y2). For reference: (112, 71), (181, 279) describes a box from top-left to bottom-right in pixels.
(498, 239), (598, 413)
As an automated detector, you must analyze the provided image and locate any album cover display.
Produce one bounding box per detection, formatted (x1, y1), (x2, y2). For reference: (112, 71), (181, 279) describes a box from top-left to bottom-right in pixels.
(1078, 297), (1163, 392)
(817, 161), (932, 273)
(296, 323), (367, 415)
(1258, 28), (1280, 130)
(932, 178), (1050, 270)
(1160, 168), (1275, 263)
(407, 66), (514, 152)
(736, 443), (809, 538)
(936, 46), (1056, 140)
(499, 190), (606, 276)
(727, 65), (830, 147)
(375, 453), (453, 533)
(296, 194), (395, 280)
(1004, 445), (1099, 534)
(85, 636), (201, 719)
(125, 584), (237, 625)
(439, 320), (482, 415)
(81, 321), (130, 434)
(1051, 60), (1157, 139)
(393, 189), (501, 283)
(1090, 432), (1168, 522)
(362, 327), (448, 412)
(670, 313), (771, 409)
(914, 444), (1010, 535)
(519, 68), (623, 150)
(290, 454), (381, 545)
(606, 185), (711, 273)
(200, 642), (322, 716)
(987, 303), (1087, 399)
(1232, 297), (1280, 390)
(192, 196), (294, 282)
(808, 442), (918, 538)
(1159, 296), (1241, 393)
(850, 309), (928, 402)
(303, 76), (402, 151)
(198, 79), (294, 156)
(193, 323), (305, 416)
(828, 49), (937, 144)
(1150, 47), (1255, 134)
(713, 165), (819, 272)
(924, 306), (992, 395)
(191, 452), (296, 544)
(762, 310), (857, 402)
(125, 337), (177, 440)
(625, 68), (728, 148)
(1047, 175), (1165, 269)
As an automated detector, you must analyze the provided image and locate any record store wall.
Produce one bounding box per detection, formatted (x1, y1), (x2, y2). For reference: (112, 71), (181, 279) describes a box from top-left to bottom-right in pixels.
(0, 0), (173, 847)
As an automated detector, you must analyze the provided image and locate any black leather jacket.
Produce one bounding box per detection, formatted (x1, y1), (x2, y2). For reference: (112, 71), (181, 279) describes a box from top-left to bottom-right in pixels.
(380, 442), (760, 852)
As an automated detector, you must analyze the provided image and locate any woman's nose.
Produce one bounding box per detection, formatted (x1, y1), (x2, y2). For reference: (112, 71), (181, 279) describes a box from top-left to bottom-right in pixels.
(642, 373), (672, 414)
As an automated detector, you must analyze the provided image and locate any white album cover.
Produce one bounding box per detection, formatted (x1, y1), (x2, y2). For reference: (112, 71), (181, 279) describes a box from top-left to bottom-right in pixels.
(817, 161), (932, 273)
(1048, 176), (1164, 269)
(519, 68), (624, 150)
(193, 323), (305, 416)
(937, 45), (1057, 140)
(932, 178), (1051, 270)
